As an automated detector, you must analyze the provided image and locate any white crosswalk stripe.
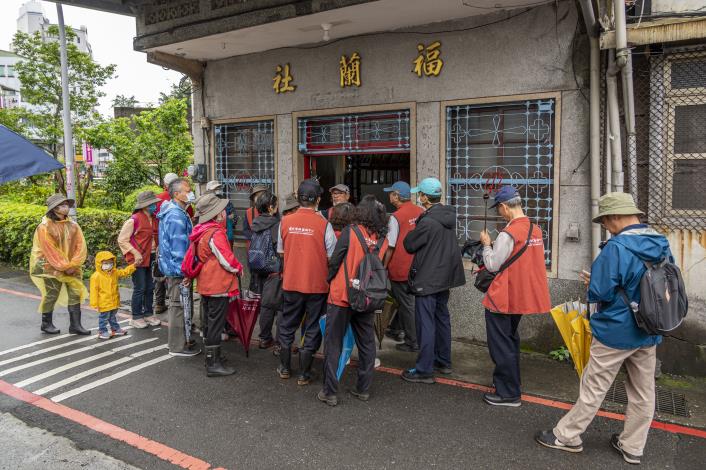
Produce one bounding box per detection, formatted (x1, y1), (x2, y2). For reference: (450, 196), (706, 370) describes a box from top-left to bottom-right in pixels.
(0, 335), (133, 377)
(49, 353), (173, 402)
(14, 338), (159, 388)
(33, 344), (169, 396)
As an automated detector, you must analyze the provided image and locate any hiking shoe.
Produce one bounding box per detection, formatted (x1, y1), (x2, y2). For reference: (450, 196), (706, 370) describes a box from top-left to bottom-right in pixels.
(169, 345), (201, 357)
(395, 343), (419, 353)
(401, 368), (435, 384)
(611, 434), (641, 464)
(349, 388), (370, 402)
(144, 316), (161, 326)
(535, 430), (583, 453)
(129, 318), (148, 329)
(433, 362), (452, 375)
(483, 393), (521, 407)
(111, 329), (128, 336)
(276, 365), (291, 379)
(259, 339), (274, 349)
(317, 390), (337, 407)
(97, 332), (111, 340)
(297, 373), (316, 386)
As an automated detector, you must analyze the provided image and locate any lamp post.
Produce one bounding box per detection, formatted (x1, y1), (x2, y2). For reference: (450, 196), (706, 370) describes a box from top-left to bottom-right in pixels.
(56, 3), (76, 218)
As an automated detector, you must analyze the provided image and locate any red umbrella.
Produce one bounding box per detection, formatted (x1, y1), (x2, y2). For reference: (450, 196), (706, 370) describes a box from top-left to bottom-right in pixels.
(226, 292), (261, 357)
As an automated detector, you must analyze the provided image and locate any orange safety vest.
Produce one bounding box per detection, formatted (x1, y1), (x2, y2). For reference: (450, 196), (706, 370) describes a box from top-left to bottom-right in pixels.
(280, 208), (329, 294)
(387, 202), (424, 282)
(126, 211), (154, 268)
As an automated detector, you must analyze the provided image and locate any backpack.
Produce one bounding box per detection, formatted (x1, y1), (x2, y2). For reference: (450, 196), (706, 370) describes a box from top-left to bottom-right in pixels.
(344, 225), (389, 314)
(180, 227), (218, 279)
(620, 258), (688, 336)
(248, 224), (281, 274)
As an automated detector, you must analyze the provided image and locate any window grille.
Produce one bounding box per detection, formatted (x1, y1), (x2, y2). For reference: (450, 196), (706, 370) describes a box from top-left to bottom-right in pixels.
(214, 120), (275, 212)
(445, 99), (556, 268)
(298, 110), (410, 155)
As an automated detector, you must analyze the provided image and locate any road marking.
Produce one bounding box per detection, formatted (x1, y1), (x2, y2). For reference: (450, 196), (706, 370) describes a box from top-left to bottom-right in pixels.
(0, 336), (97, 367)
(0, 319), (130, 362)
(152, 327), (161, 331)
(0, 380), (215, 469)
(0, 334), (133, 377)
(14, 338), (159, 388)
(50, 353), (173, 403)
(33, 344), (169, 396)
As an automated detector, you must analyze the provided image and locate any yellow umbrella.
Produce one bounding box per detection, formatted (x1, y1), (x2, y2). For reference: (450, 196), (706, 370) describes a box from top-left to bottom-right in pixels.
(550, 301), (592, 378)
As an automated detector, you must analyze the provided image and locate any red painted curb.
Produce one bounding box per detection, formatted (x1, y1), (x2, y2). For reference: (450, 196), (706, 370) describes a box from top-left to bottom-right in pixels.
(0, 380), (217, 469)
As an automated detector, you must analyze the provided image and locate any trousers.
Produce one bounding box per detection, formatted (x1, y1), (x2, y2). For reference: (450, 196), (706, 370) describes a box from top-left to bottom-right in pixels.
(485, 309), (523, 399)
(279, 291), (326, 353)
(414, 290), (451, 375)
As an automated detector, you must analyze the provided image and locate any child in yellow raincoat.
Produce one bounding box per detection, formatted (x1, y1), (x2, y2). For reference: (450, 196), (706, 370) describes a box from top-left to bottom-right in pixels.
(90, 251), (136, 340)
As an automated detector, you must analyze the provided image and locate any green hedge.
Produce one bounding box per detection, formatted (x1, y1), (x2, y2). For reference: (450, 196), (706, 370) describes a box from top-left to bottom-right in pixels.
(0, 202), (130, 270)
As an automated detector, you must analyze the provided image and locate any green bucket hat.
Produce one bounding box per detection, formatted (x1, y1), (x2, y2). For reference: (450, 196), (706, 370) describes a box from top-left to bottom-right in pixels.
(46, 193), (74, 213)
(592, 192), (644, 223)
(195, 193), (228, 223)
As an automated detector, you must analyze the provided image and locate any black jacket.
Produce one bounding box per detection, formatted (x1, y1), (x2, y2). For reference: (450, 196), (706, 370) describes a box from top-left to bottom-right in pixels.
(403, 204), (466, 296)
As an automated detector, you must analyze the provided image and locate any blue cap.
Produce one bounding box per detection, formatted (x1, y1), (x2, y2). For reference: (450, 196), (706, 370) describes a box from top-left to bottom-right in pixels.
(490, 186), (520, 208)
(410, 177), (442, 197)
(383, 181), (411, 199)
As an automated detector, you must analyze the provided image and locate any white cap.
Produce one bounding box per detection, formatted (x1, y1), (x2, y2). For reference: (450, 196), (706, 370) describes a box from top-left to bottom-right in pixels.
(164, 173), (179, 186)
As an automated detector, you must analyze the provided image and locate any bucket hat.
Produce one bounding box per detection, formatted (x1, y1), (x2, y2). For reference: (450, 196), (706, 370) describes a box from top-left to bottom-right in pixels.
(410, 177), (442, 197)
(206, 180), (222, 192)
(249, 184), (269, 200)
(281, 193), (300, 212)
(592, 192), (644, 223)
(196, 193), (229, 223)
(46, 193), (74, 212)
(134, 191), (161, 210)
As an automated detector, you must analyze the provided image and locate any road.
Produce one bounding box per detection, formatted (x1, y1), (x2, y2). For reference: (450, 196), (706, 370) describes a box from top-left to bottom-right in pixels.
(0, 280), (704, 470)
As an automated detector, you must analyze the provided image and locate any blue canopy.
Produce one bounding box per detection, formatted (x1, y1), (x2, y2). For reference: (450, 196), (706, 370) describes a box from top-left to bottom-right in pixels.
(0, 125), (64, 184)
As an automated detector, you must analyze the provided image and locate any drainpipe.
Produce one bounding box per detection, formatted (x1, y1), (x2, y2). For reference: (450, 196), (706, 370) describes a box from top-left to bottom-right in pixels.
(607, 49), (624, 192)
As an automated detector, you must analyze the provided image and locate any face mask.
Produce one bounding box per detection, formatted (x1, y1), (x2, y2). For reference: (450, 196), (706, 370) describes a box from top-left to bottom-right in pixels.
(147, 203), (157, 215)
(186, 191), (196, 203)
(101, 262), (114, 272)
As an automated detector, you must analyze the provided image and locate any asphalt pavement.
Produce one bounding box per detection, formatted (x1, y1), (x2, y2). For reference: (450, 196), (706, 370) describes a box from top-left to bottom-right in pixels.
(0, 276), (704, 470)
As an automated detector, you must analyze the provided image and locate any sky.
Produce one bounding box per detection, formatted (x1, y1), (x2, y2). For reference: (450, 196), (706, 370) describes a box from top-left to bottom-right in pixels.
(0, 0), (183, 117)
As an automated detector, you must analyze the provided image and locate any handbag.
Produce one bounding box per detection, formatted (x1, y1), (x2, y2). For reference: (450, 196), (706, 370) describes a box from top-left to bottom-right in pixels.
(261, 273), (283, 311)
(474, 222), (534, 293)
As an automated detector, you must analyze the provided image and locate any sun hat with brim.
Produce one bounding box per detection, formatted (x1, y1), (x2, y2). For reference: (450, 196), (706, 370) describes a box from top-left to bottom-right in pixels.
(134, 191), (161, 210)
(46, 193), (75, 212)
(249, 184), (269, 199)
(196, 194), (229, 223)
(410, 177), (442, 197)
(282, 194), (300, 212)
(592, 192), (644, 223)
(206, 180), (222, 192)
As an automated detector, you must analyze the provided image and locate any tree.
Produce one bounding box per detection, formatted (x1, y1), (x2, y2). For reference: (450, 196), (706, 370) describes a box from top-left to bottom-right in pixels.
(0, 107), (29, 135)
(12, 26), (116, 206)
(112, 94), (138, 108)
(160, 75), (192, 129)
(85, 98), (193, 207)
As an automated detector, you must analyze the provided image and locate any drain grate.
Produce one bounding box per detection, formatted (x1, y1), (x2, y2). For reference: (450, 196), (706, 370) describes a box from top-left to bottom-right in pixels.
(604, 381), (690, 417)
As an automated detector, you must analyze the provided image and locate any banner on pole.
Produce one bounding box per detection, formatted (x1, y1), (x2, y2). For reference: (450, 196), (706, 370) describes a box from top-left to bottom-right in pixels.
(82, 142), (94, 165)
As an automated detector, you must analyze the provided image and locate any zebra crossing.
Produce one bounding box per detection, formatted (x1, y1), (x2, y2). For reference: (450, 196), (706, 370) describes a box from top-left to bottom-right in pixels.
(0, 320), (173, 403)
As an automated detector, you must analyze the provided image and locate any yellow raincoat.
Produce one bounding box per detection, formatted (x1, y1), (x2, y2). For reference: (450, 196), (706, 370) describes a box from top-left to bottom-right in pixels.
(89, 251), (136, 313)
(30, 216), (88, 313)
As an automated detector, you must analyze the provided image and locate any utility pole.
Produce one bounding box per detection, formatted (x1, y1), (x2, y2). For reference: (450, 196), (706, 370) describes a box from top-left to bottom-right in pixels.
(56, 3), (76, 218)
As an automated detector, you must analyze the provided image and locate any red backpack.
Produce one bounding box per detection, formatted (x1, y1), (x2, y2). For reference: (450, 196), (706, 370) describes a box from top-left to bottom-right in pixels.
(181, 228), (218, 279)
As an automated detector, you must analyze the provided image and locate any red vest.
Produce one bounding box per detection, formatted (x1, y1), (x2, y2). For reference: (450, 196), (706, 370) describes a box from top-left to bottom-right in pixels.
(125, 211), (154, 267)
(280, 208), (329, 294)
(329, 226), (388, 307)
(387, 202), (424, 282)
(482, 217), (551, 315)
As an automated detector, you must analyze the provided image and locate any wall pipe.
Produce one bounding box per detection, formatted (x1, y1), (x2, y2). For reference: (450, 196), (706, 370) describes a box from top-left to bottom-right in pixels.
(607, 50), (624, 192)
(614, 0), (629, 68)
(622, 52), (638, 204)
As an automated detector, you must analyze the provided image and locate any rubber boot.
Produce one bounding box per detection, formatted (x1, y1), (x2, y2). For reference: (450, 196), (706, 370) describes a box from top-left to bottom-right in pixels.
(297, 350), (315, 386)
(277, 345), (291, 379)
(205, 346), (236, 377)
(40, 312), (60, 334)
(68, 304), (90, 335)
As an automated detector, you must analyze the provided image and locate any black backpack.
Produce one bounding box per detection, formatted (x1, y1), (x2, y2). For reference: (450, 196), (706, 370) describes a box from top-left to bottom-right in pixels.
(620, 259), (688, 336)
(344, 226), (389, 314)
(248, 225), (281, 274)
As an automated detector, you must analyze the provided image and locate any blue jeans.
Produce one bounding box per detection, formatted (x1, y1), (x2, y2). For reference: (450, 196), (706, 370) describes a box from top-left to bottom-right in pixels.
(414, 290), (452, 375)
(98, 309), (121, 334)
(131, 266), (154, 319)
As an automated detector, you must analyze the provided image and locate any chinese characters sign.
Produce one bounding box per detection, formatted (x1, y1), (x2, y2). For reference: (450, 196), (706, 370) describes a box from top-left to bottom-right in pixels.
(273, 63), (296, 94)
(339, 52), (361, 88)
(413, 41), (443, 77)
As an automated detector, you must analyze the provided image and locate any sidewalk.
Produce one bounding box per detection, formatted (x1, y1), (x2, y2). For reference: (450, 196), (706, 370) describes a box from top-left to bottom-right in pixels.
(2, 262), (704, 430)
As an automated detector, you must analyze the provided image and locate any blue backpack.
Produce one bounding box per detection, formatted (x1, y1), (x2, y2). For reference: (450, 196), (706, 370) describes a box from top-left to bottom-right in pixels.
(248, 226), (280, 274)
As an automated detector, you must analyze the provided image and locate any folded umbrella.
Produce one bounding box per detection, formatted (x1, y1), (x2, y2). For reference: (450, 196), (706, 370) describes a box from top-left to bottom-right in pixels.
(373, 297), (397, 348)
(178, 284), (192, 343)
(550, 300), (592, 378)
(0, 125), (64, 184)
(227, 291), (261, 357)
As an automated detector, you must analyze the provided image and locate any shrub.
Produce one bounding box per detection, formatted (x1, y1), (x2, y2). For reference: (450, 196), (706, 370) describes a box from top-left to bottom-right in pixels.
(0, 180), (55, 205)
(0, 202), (130, 271)
(121, 185), (163, 212)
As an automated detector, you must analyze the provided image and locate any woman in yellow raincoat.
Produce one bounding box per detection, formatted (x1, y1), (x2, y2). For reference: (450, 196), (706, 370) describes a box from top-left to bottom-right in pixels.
(30, 194), (89, 335)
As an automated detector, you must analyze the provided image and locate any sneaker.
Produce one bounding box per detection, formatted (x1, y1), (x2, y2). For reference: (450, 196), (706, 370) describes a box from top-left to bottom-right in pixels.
(259, 339), (274, 349)
(97, 332), (111, 340)
(221, 332), (230, 341)
(433, 362), (452, 375)
(611, 434), (641, 464)
(317, 390), (337, 407)
(483, 393), (521, 407)
(130, 318), (148, 329)
(401, 368), (435, 384)
(276, 365), (291, 379)
(374, 358), (381, 369)
(349, 388), (370, 402)
(395, 343), (419, 353)
(535, 430), (583, 453)
(144, 316), (161, 326)
(112, 329), (128, 336)
(169, 345), (201, 357)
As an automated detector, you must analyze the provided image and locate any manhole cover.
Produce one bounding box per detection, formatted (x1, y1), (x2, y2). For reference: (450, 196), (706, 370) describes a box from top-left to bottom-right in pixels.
(604, 381), (690, 417)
